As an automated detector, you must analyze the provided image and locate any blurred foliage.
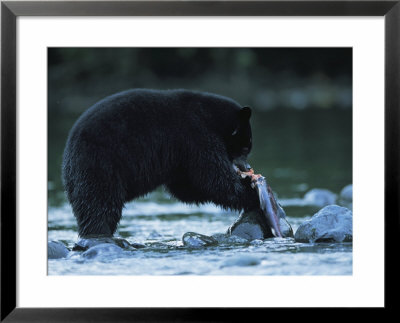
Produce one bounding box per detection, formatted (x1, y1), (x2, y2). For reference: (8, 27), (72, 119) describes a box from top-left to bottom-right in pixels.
(48, 48), (351, 114)
(48, 48), (352, 206)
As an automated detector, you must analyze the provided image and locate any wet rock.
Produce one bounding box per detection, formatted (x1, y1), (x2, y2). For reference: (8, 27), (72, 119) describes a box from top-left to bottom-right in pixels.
(304, 188), (337, 207)
(130, 242), (147, 249)
(182, 232), (218, 248)
(211, 233), (249, 245)
(228, 210), (268, 240)
(250, 239), (264, 246)
(229, 173), (293, 239)
(338, 184), (353, 210)
(294, 205), (352, 243)
(221, 254), (261, 268)
(227, 208), (293, 241)
(48, 241), (70, 259)
(73, 236), (142, 251)
(82, 243), (124, 259)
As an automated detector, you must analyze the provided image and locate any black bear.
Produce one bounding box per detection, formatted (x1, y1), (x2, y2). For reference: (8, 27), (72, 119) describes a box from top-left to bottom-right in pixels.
(62, 89), (259, 237)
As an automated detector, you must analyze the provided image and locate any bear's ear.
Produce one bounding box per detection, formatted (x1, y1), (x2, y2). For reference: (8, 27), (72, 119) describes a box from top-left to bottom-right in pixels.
(232, 107), (252, 135)
(239, 106), (252, 120)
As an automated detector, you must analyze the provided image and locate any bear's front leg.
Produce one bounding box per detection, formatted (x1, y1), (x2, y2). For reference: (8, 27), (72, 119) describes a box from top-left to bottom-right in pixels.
(169, 148), (259, 212)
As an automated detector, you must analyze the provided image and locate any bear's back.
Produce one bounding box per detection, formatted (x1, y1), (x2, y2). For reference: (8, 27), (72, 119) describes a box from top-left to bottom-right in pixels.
(70, 89), (242, 139)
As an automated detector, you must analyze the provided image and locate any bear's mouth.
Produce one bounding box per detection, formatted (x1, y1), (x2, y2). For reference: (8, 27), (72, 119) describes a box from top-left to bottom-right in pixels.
(232, 156), (251, 172)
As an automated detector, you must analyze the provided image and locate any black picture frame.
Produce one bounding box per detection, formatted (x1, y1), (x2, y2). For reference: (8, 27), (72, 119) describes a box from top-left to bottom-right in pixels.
(1, 0), (398, 321)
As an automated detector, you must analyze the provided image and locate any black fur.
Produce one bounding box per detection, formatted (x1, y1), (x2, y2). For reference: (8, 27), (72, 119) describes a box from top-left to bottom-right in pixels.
(62, 89), (259, 237)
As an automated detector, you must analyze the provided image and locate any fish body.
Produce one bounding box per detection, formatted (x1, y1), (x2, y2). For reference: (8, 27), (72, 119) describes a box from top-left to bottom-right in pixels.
(228, 171), (293, 239)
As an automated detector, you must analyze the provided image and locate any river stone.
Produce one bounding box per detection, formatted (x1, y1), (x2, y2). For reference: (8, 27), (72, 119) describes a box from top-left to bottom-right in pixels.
(227, 208), (293, 240)
(304, 188), (337, 207)
(73, 236), (142, 251)
(82, 243), (124, 259)
(294, 205), (352, 243)
(228, 210), (268, 240)
(338, 184), (353, 210)
(211, 233), (249, 245)
(182, 232), (218, 248)
(48, 241), (70, 259)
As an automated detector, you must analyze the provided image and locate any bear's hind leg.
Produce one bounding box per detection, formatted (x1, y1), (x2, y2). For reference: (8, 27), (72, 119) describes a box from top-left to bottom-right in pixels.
(71, 193), (124, 237)
(64, 168), (126, 238)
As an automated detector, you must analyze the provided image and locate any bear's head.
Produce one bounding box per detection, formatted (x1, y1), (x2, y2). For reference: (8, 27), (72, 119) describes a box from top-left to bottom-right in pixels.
(227, 106), (253, 171)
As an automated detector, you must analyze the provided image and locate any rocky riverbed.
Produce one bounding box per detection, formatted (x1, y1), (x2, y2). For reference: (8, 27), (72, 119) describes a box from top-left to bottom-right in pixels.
(48, 184), (352, 275)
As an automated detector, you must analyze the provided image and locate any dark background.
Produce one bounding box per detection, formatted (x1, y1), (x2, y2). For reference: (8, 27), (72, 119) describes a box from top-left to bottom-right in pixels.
(48, 48), (352, 206)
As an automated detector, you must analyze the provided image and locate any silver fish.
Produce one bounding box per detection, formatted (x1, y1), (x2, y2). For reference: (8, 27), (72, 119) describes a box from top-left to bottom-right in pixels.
(228, 175), (293, 239)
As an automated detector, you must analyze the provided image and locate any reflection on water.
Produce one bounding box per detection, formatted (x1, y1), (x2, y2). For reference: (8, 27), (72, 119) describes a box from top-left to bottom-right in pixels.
(48, 108), (352, 275)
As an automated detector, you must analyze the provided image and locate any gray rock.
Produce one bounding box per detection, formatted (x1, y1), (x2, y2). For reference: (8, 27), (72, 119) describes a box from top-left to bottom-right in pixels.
(228, 210), (268, 240)
(82, 243), (124, 259)
(73, 236), (142, 251)
(304, 188), (337, 207)
(227, 208), (293, 240)
(294, 205), (352, 243)
(182, 232), (218, 248)
(338, 184), (353, 210)
(226, 174), (293, 239)
(48, 241), (70, 259)
(211, 233), (249, 245)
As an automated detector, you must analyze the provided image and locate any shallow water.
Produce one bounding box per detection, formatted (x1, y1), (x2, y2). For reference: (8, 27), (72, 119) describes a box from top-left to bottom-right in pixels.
(48, 191), (352, 275)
